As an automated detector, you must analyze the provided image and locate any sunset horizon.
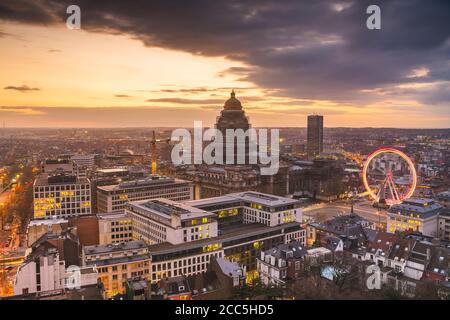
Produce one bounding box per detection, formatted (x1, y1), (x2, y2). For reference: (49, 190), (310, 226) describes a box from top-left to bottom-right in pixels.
(1, 0), (449, 128)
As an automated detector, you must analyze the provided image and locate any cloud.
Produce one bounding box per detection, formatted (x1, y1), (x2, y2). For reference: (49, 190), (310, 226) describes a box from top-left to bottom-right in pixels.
(0, 106), (45, 115)
(0, 31), (11, 37)
(4, 85), (40, 92)
(114, 94), (132, 98)
(145, 98), (224, 104)
(0, 0), (449, 108)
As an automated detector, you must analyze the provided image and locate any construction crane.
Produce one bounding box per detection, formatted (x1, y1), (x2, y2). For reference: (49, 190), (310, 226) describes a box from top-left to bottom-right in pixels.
(150, 131), (171, 175)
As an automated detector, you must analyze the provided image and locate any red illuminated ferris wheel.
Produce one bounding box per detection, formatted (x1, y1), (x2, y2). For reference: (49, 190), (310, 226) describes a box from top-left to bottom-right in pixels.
(362, 147), (417, 205)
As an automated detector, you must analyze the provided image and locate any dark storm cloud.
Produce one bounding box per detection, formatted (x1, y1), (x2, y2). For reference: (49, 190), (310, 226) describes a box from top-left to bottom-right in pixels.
(0, 0), (59, 25)
(145, 98), (224, 105)
(4, 85), (40, 92)
(1, 0), (449, 105)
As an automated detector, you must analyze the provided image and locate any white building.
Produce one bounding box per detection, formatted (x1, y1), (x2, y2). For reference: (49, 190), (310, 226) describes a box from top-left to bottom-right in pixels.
(14, 249), (97, 296)
(97, 176), (193, 213)
(71, 154), (96, 169)
(186, 191), (303, 228)
(33, 173), (91, 219)
(98, 212), (133, 245)
(126, 198), (218, 245)
(387, 198), (441, 237)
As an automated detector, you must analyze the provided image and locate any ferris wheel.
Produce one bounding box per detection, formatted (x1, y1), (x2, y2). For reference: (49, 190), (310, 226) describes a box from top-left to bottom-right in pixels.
(362, 147), (417, 205)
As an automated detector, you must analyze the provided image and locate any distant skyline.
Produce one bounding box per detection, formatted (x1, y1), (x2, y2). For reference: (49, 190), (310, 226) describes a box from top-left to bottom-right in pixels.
(1, 0), (449, 128)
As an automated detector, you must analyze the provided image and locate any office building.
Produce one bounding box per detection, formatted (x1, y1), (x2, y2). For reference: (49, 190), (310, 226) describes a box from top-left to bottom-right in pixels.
(96, 176), (193, 213)
(98, 212), (133, 245)
(387, 198), (442, 237)
(41, 159), (75, 174)
(186, 191), (303, 228)
(82, 241), (151, 298)
(147, 222), (305, 284)
(70, 154), (96, 169)
(33, 173), (91, 219)
(306, 115), (323, 158)
(126, 198), (217, 245)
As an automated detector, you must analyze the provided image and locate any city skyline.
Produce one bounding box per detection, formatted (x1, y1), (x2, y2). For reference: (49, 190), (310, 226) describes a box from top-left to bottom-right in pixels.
(1, 0), (449, 128)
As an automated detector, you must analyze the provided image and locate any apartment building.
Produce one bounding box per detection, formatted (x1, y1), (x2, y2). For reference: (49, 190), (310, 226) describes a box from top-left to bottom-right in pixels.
(126, 198), (217, 245)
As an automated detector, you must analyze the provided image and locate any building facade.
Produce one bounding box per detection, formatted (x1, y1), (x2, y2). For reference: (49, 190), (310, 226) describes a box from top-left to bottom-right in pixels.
(33, 173), (91, 219)
(387, 198), (441, 237)
(98, 212), (133, 245)
(82, 241), (151, 298)
(126, 198), (218, 245)
(306, 115), (323, 158)
(96, 176), (193, 213)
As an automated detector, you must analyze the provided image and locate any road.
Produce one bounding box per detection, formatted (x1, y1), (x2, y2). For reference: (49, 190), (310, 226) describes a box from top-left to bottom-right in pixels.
(303, 200), (387, 225)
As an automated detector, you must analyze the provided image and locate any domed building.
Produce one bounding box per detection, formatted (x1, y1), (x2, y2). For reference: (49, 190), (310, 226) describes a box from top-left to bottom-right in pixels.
(187, 91), (289, 199)
(216, 90), (251, 133)
(215, 90), (252, 165)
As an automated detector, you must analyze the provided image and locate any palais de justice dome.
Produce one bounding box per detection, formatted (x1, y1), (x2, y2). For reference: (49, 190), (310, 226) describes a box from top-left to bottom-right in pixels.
(215, 90), (251, 134)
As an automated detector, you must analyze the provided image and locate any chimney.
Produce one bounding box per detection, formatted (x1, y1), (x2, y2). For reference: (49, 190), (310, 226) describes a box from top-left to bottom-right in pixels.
(426, 248), (431, 261)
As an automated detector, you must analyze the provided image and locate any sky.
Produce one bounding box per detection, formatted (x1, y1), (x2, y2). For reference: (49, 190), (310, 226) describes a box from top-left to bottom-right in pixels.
(0, 0), (449, 128)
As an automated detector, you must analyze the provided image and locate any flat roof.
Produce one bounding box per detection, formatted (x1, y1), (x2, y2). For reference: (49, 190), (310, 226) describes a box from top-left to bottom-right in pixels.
(186, 191), (300, 208)
(97, 168), (128, 174)
(97, 212), (129, 220)
(128, 198), (214, 220)
(388, 198), (442, 217)
(28, 218), (68, 227)
(97, 176), (190, 192)
(34, 174), (89, 186)
(84, 240), (147, 255)
(148, 222), (301, 256)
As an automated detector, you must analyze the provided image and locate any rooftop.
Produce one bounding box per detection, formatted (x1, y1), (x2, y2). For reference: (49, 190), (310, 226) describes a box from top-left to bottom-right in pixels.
(148, 222), (301, 256)
(97, 212), (129, 220)
(388, 198), (442, 218)
(186, 191), (300, 209)
(215, 257), (244, 278)
(436, 191), (450, 201)
(128, 198), (214, 221)
(83, 240), (147, 255)
(97, 176), (190, 192)
(34, 173), (89, 186)
(264, 241), (307, 260)
(28, 218), (68, 227)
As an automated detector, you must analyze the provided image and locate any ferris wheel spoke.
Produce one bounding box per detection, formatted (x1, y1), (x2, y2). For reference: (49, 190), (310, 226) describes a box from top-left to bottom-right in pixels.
(362, 147), (417, 206)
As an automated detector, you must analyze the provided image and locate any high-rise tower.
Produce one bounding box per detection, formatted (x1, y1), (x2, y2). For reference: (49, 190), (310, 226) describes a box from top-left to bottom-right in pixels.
(307, 115), (323, 158)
